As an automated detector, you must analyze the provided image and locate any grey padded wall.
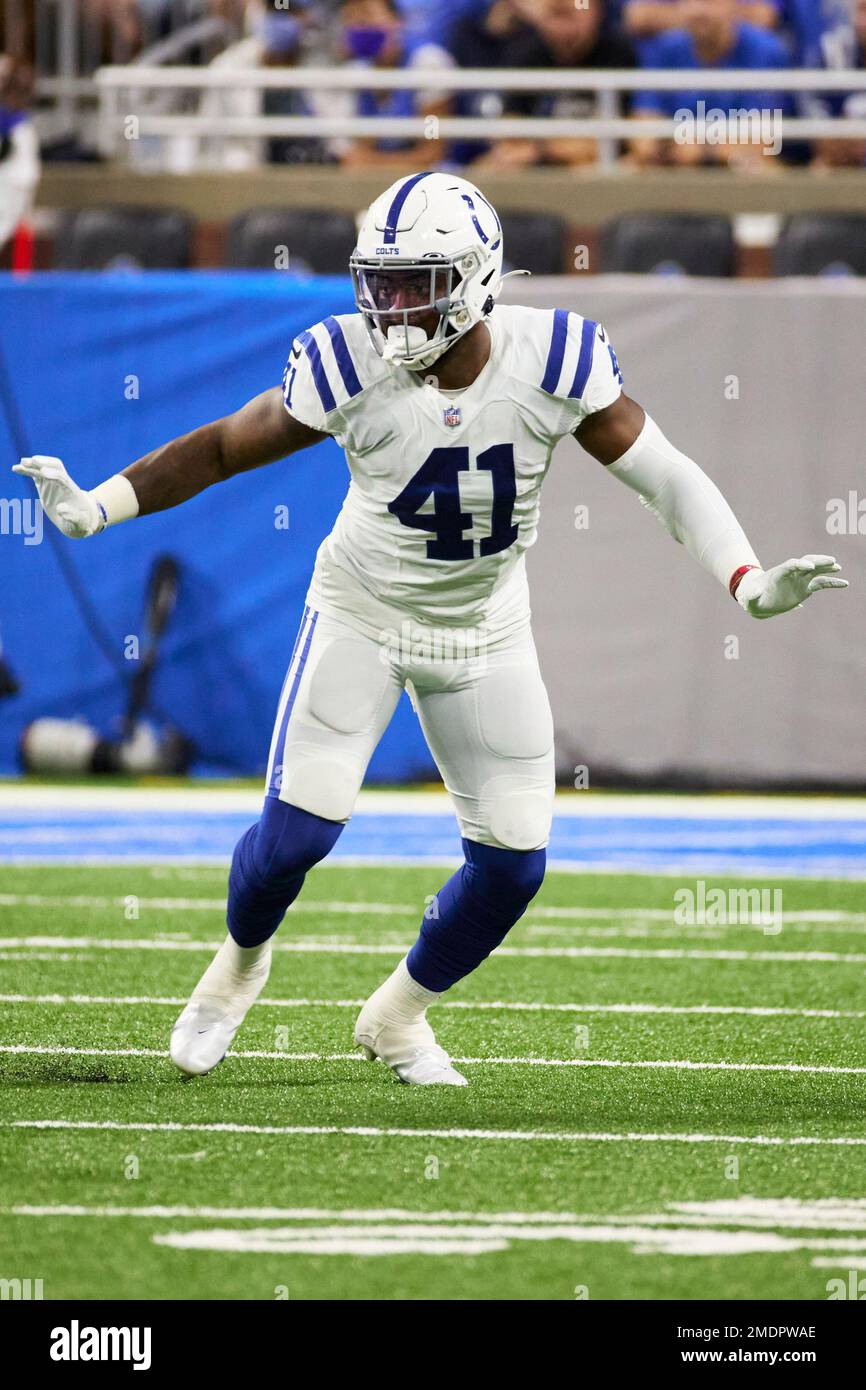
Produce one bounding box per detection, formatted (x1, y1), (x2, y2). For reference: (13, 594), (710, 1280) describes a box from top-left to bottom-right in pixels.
(501, 278), (866, 787)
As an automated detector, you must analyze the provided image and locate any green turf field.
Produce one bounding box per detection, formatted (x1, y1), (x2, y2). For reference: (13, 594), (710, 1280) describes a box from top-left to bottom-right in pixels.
(1, 862), (865, 1301)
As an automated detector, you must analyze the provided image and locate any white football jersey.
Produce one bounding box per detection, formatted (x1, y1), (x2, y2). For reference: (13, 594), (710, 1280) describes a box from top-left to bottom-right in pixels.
(282, 303), (623, 639)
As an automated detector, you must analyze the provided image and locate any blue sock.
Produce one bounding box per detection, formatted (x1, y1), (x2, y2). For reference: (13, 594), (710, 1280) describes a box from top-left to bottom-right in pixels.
(227, 797), (344, 948)
(406, 838), (546, 993)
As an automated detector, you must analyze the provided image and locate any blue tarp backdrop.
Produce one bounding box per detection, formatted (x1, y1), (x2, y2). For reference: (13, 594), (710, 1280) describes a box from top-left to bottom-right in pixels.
(0, 272), (435, 779)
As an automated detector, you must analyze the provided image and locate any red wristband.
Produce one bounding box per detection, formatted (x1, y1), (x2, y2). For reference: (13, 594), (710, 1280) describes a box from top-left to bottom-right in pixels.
(729, 564), (759, 600)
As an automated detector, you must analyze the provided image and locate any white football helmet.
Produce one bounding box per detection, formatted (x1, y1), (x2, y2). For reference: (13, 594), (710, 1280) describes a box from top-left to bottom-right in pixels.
(350, 171), (506, 372)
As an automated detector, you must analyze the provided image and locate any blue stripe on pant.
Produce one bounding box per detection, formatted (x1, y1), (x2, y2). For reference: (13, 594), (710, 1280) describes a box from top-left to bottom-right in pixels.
(267, 608), (318, 799)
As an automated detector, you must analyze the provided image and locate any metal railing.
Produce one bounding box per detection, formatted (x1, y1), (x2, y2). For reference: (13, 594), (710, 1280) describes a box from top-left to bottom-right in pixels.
(92, 65), (866, 168)
(0, 0), (239, 143)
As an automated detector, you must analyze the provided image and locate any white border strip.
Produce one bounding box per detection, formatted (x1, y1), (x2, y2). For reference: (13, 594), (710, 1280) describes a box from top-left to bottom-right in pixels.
(1, 785), (865, 820)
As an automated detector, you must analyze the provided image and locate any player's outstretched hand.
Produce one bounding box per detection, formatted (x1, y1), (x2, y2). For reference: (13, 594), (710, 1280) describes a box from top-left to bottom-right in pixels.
(12, 456), (102, 538)
(737, 555), (848, 619)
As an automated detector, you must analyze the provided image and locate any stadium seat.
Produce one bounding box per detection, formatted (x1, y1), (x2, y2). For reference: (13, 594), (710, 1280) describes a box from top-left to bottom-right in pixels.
(53, 205), (194, 270)
(601, 214), (736, 277)
(773, 215), (866, 277)
(499, 212), (567, 276)
(225, 208), (359, 274)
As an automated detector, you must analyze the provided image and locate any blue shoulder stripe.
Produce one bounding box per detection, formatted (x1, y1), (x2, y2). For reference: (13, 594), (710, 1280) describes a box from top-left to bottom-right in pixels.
(541, 308), (570, 394)
(382, 171), (433, 245)
(568, 318), (599, 400)
(323, 317), (363, 399)
(298, 330), (337, 414)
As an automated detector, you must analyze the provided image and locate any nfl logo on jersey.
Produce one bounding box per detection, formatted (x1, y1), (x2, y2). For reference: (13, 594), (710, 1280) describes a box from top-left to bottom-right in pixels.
(443, 404), (462, 429)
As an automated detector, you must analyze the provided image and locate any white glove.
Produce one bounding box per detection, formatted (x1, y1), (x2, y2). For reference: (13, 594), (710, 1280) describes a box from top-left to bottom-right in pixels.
(12, 455), (102, 538)
(736, 555), (848, 619)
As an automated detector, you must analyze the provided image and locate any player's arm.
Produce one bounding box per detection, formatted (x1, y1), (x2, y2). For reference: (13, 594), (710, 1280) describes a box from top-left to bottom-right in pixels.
(12, 387), (326, 537)
(576, 394), (848, 619)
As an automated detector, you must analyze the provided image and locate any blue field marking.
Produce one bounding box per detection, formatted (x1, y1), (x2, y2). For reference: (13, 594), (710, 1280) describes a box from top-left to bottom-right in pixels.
(1, 807), (866, 877)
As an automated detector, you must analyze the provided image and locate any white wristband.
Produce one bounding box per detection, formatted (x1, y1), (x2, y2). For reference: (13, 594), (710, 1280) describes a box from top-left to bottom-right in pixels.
(90, 474), (140, 531)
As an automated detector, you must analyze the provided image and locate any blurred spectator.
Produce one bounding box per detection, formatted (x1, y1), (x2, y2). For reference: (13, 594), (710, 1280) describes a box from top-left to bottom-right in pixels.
(469, 0), (635, 171)
(781, 0), (854, 67)
(81, 0), (144, 62)
(393, 0), (490, 46)
(808, 0), (866, 168)
(604, 1), (628, 35)
(448, 0), (552, 169)
(207, 0), (247, 22)
(630, 0), (794, 168)
(196, 4), (329, 170)
(260, 7), (333, 166)
(324, 0), (453, 169)
(625, 1), (783, 42)
(0, 55), (40, 253)
(82, 0), (245, 64)
(133, 0), (244, 41)
(1, 1), (35, 66)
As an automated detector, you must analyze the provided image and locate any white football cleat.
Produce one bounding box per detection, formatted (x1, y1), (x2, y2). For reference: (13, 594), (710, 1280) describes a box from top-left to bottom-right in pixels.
(354, 998), (468, 1087)
(170, 935), (271, 1077)
(170, 998), (247, 1077)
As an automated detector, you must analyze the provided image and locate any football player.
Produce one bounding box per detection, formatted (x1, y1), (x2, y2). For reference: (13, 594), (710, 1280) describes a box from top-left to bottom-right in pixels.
(15, 172), (847, 1086)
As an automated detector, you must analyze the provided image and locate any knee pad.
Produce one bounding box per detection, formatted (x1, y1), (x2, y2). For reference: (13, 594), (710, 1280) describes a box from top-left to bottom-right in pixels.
(482, 775), (553, 852)
(248, 797), (343, 888)
(278, 746), (363, 823)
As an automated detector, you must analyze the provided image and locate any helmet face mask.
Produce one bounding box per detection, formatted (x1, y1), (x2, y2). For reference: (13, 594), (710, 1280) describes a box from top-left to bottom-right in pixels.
(353, 262), (453, 317)
(351, 252), (482, 371)
(350, 174), (504, 372)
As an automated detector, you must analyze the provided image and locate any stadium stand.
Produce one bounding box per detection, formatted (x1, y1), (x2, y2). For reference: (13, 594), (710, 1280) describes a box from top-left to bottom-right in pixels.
(601, 212), (736, 275)
(226, 206), (359, 271)
(53, 203), (194, 268)
(773, 211), (866, 275)
(498, 209), (567, 274)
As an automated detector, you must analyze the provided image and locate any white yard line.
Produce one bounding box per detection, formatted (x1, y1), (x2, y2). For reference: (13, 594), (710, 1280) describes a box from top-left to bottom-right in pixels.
(1, 993), (860, 1020)
(2, 935), (865, 962)
(0, 895), (420, 915)
(6, 1118), (866, 1146)
(2, 784), (865, 819)
(3, 1044), (865, 1075)
(7, 1199), (866, 1229)
(0, 1204), (607, 1221)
